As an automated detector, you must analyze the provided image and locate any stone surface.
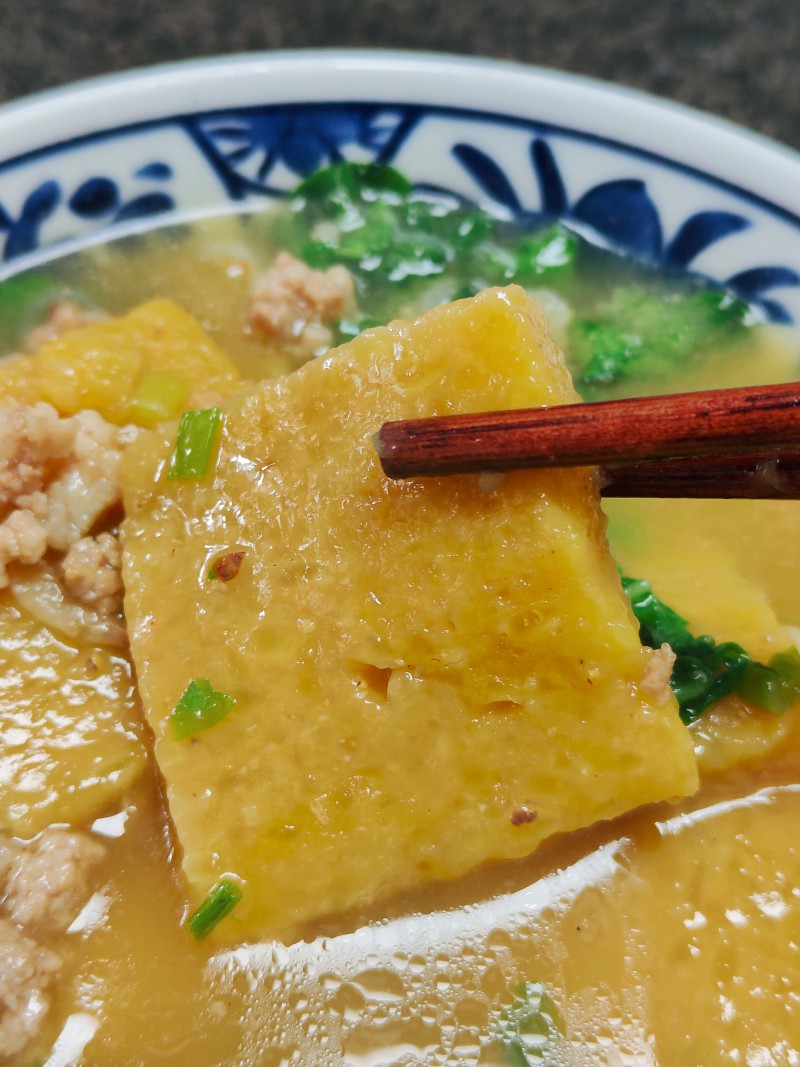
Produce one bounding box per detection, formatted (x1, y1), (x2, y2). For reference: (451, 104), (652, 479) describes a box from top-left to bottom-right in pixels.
(0, 0), (797, 150)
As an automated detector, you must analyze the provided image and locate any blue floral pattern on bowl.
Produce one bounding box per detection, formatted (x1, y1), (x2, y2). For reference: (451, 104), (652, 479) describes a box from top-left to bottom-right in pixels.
(189, 106), (415, 198)
(0, 99), (798, 324)
(0, 165), (175, 261)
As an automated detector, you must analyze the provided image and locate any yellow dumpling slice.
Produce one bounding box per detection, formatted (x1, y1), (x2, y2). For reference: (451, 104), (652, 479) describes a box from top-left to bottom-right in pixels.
(0, 298), (242, 425)
(0, 592), (147, 836)
(121, 287), (697, 940)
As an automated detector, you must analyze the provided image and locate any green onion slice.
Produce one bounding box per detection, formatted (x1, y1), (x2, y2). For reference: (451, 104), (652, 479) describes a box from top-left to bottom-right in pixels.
(130, 371), (189, 428)
(167, 407), (222, 481)
(188, 878), (243, 940)
(169, 678), (236, 740)
(496, 980), (566, 1062)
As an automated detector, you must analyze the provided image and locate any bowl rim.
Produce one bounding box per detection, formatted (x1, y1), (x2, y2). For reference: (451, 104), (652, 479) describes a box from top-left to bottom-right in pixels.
(0, 49), (798, 217)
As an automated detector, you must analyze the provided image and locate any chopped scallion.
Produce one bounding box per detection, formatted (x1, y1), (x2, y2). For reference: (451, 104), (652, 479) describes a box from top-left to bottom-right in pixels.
(130, 371), (189, 428)
(496, 980), (566, 1065)
(169, 678), (236, 740)
(167, 407), (221, 481)
(187, 878), (243, 940)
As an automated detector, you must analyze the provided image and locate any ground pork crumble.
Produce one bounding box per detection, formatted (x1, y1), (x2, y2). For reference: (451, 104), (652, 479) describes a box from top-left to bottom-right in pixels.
(0, 392), (122, 1056)
(249, 251), (355, 360)
(61, 532), (124, 617)
(0, 402), (126, 625)
(0, 830), (104, 1058)
(641, 642), (677, 697)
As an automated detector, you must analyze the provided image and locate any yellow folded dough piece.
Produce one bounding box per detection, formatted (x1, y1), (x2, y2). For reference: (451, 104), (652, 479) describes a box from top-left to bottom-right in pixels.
(0, 298), (242, 423)
(121, 287), (697, 940)
(0, 593), (147, 836)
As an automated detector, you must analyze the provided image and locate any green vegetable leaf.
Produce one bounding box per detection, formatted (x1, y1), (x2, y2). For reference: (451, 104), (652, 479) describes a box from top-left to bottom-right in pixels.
(737, 647), (800, 714)
(280, 162), (756, 386)
(167, 407), (222, 481)
(571, 282), (754, 391)
(187, 878), (243, 939)
(496, 981), (566, 1066)
(169, 678), (236, 740)
(452, 208), (494, 250)
(295, 161), (412, 209)
(292, 164), (461, 292)
(619, 574), (691, 650)
(0, 273), (54, 332)
(334, 317), (384, 342)
(514, 224), (579, 281)
(621, 574), (800, 723)
(670, 639), (751, 723)
(0, 272), (80, 348)
(569, 320), (642, 386)
(280, 164), (588, 344)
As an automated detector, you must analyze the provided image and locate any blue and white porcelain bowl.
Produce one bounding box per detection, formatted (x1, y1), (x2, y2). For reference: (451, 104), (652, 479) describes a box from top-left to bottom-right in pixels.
(0, 50), (798, 324)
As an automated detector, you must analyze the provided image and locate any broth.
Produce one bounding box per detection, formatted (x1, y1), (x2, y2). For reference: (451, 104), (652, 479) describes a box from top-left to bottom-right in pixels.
(2, 165), (800, 1065)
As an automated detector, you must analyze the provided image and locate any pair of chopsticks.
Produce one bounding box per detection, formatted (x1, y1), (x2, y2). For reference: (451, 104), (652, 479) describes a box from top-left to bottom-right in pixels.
(375, 382), (800, 498)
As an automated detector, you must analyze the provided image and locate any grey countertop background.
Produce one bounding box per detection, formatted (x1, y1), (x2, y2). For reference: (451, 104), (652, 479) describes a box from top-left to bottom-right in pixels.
(0, 0), (797, 150)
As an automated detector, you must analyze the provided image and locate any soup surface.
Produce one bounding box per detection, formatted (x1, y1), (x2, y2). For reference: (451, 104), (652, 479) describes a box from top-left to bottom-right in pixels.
(1, 164), (800, 1065)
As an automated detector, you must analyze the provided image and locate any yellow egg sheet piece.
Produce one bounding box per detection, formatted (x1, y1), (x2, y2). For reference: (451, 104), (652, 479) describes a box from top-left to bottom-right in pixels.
(0, 592), (147, 836)
(121, 287), (697, 940)
(0, 298), (243, 425)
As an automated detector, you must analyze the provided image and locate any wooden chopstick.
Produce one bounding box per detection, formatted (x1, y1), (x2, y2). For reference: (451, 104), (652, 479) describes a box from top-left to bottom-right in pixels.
(375, 382), (800, 498)
(599, 451), (800, 499)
